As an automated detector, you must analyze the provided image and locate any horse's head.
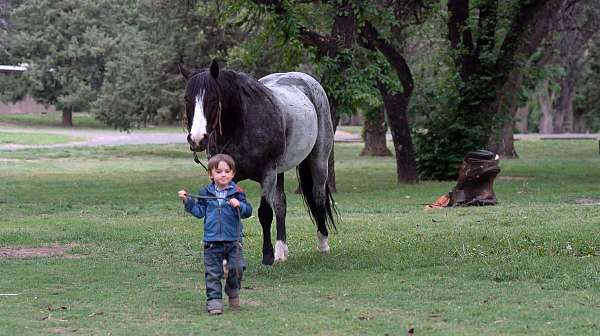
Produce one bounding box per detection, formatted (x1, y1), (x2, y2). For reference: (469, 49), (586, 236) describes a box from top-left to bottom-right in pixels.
(179, 60), (223, 152)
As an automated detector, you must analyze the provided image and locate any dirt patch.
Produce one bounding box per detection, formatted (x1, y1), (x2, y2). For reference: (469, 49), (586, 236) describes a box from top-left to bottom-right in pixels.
(576, 197), (600, 205)
(0, 244), (80, 258)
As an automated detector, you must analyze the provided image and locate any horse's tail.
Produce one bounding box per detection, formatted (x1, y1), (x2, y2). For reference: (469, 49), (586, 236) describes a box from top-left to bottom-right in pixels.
(296, 159), (338, 233)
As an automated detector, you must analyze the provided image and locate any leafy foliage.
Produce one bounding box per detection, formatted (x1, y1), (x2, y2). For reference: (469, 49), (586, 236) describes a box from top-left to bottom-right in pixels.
(413, 0), (561, 179)
(3, 0), (127, 112)
(0, 0), (245, 130)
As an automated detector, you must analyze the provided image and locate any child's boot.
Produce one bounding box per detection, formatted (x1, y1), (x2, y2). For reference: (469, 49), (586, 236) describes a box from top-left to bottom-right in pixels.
(228, 296), (240, 310)
(207, 299), (223, 315)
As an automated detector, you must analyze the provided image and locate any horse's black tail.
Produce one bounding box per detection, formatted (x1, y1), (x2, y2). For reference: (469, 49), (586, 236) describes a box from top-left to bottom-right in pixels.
(297, 159), (338, 233)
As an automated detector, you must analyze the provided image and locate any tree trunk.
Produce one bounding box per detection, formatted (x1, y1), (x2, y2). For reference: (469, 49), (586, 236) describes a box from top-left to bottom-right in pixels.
(377, 82), (418, 183)
(553, 73), (576, 133)
(488, 116), (518, 159)
(361, 106), (391, 156)
(448, 0), (571, 147)
(551, 0), (597, 133)
(359, 21), (418, 184)
(572, 107), (588, 133)
(538, 80), (554, 134)
(515, 105), (529, 133)
(488, 69), (522, 158)
(62, 109), (73, 127)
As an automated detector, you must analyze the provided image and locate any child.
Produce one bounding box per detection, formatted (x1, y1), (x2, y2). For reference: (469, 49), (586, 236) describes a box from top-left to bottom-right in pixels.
(178, 153), (252, 315)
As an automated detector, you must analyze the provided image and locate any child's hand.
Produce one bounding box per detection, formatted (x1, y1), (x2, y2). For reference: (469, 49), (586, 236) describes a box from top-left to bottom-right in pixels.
(229, 198), (240, 208)
(178, 189), (188, 201)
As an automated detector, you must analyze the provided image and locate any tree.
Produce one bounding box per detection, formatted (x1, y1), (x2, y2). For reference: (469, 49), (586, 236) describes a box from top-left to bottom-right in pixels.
(236, 0), (361, 190)
(356, 1), (430, 183)
(573, 32), (600, 132)
(0, 0), (29, 104)
(416, 0), (579, 179)
(361, 105), (392, 157)
(238, 0), (428, 184)
(2, 0), (129, 126)
(540, 0), (599, 133)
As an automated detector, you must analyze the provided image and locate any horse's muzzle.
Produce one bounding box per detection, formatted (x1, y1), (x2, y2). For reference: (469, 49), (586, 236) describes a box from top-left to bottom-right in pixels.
(187, 134), (207, 152)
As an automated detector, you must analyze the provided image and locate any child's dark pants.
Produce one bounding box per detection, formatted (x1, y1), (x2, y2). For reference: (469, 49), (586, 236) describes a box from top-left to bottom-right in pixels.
(204, 241), (243, 311)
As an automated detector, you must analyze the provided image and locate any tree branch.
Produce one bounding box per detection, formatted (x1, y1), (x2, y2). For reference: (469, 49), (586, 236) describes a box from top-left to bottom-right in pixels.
(447, 0), (473, 51)
(448, 0), (478, 80)
(250, 0), (336, 57)
(474, 0), (498, 60)
(359, 20), (414, 97)
(495, 0), (565, 83)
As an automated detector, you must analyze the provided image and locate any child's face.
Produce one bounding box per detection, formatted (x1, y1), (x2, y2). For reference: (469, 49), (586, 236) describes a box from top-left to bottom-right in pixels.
(209, 161), (235, 188)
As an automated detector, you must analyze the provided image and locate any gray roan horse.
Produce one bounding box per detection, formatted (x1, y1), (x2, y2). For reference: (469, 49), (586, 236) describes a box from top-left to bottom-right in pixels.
(179, 60), (337, 265)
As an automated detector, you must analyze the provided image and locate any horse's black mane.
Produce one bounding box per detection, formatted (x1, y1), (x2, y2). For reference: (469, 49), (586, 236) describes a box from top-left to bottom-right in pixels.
(186, 69), (275, 110)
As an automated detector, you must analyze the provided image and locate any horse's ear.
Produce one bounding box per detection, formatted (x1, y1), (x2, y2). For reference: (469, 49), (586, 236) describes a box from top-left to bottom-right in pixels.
(209, 59), (219, 79)
(178, 63), (190, 81)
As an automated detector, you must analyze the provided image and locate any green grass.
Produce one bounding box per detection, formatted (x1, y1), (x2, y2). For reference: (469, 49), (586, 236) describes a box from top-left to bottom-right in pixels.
(0, 112), (106, 129)
(1, 140), (599, 335)
(0, 112), (182, 132)
(0, 132), (81, 146)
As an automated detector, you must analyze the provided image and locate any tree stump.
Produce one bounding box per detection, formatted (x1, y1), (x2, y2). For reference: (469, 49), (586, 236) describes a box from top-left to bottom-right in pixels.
(426, 150), (501, 209)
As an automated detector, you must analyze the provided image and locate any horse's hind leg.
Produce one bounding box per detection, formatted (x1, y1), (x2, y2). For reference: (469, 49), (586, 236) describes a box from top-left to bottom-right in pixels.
(258, 196), (274, 265)
(260, 171), (289, 264)
(305, 146), (334, 254)
(273, 173), (288, 262)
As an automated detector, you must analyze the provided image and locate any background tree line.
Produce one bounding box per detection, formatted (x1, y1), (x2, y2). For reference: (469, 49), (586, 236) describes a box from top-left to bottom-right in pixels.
(1, 0), (599, 182)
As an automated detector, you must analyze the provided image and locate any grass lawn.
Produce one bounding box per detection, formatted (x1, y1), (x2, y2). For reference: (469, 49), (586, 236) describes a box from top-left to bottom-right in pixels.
(1, 140), (599, 335)
(0, 132), (81, 146)
(0, 112), (181, 133)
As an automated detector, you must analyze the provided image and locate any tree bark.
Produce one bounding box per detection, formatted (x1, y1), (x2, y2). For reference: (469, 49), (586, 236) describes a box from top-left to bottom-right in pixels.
(361, 106), (391, 157)
(448, 0), (573, 145)
(553, 76), (575, 133)
(376, 81), (418, 183)
(62, 109), (73, 127)
(359, 21), (418, 183)
(538, 80), (555, 134)
(488, 69), (522, 158)
(515, 105), (529, 133)
(551, 0), (598, 133)
(488, 115), (518, 158)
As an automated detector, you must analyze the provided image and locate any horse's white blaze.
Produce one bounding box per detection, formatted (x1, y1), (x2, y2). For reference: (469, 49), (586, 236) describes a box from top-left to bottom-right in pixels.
(317, 231), (330, 254)
(190, 92), (207, 144)
(274, 240), (288, 262)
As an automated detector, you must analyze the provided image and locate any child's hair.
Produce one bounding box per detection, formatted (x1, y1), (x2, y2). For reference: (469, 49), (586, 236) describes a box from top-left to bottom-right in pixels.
(207, 153), (236, 173)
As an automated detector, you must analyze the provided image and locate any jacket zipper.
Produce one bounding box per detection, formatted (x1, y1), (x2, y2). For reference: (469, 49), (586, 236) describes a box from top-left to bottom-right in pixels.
(218, 204), (222, 240)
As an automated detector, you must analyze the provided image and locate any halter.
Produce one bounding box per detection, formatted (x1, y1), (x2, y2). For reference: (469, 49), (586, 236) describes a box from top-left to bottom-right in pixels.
(191, 97), (232, 171)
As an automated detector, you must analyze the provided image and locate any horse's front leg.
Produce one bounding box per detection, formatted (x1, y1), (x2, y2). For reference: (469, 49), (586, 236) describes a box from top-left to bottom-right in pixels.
(258, 196), (274, 265)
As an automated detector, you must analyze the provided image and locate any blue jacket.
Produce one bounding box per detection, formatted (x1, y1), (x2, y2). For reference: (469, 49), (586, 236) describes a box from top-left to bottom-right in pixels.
(184, 182), (252, 242)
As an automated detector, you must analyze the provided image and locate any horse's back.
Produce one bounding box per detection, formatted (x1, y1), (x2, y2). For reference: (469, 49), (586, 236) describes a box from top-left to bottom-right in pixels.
(260, 72), (329, 111)
(259, 72), (332, 173)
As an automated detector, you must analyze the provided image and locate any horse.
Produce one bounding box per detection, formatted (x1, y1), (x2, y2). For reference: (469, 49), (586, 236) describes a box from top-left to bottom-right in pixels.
(178, 60), (337, 265)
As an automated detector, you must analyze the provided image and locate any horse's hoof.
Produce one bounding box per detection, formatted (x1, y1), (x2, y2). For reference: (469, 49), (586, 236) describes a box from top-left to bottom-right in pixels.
(274, 240), (289, 262)
(317, 231), (330, 254)
(262, 255), (274, 266)
(318, 246), (330, 254)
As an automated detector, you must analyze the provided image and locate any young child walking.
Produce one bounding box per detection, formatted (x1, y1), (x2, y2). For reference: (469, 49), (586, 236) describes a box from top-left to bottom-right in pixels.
(178, 154), (252, 315)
